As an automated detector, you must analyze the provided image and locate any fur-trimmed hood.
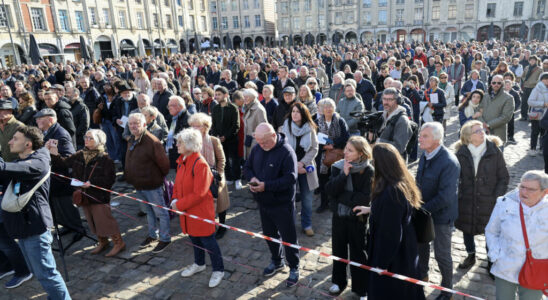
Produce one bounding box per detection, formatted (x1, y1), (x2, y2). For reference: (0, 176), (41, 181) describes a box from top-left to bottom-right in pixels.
(453, 135), (503, 151)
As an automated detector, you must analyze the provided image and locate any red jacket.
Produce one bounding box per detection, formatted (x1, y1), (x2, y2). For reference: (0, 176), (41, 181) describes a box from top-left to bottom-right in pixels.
(173, 152), (215, 237)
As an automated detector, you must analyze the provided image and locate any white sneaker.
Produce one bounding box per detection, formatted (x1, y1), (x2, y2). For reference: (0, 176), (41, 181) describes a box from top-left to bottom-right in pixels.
(528, 149), (537, 156)
(180, 263), (206, 277)
(235, 180), (242, 190)
(226, 180), (234, 185)
(360, 297), (367, 300)
(208, 271), (224, 287)
(328, 284), (341, 294)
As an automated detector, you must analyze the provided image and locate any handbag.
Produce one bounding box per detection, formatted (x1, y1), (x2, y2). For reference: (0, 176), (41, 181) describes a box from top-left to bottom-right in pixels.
(336, 203), (366, 222)
(528, 107), (544, 121)
(92, 107), (102, 124)
(412, 207), (436, 243)
(2, 170), (51, 213)
(518, 203), (548, 295)
(323, 148), (344, 167)
(72, 162), (98, 207)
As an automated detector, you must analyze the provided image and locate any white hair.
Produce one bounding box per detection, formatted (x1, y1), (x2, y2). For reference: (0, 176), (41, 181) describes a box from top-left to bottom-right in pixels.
(128, 112), (146, 126)
(521, 170), (548, 190)
(138, 93), (151, 104)
(176, 128), (202, 153)
(192, 87), (202, 94)
(318, 98), (336, 110)
(141, 106), (159, 118)
(421, 122), (444, 143)
(243, 88), (258, 99)
(86, 129), (106, 147)
(169, 95), (186, 109)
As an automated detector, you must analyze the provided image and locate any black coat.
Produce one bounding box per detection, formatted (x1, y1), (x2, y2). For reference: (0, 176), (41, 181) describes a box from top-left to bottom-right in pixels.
(454, 138), (509, 235)
(82, 87), (101, 126)
(153, 89), (174, 121)
(69, 100), (90, 149)
(366, 185), (425, 300)
(325, 162), (374, 215)
(52, 100), (76, 145)
(112, 96), (138, 135)
(44, 122), (75, 196)
(273, 78), (297, 100)
(15, 106), (36, 125)
(356, 79), (376, 111)
(0, 148), (53, 239)
(272, 100), (295, 132)
(210, 102), (240, 144)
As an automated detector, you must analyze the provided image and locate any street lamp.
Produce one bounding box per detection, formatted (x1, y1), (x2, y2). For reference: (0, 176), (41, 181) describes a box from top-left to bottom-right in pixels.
(1, 0), (19, 65)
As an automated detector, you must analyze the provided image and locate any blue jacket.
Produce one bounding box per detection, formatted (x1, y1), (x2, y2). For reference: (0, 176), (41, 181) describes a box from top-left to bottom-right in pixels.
(356, 79), (376, 111)
(460, 79), (486, 96)
(44, 122), (75, 196)
(0, 148), (53, 239)
(243, 133), (297, 207)
(416, 146), (460, 224)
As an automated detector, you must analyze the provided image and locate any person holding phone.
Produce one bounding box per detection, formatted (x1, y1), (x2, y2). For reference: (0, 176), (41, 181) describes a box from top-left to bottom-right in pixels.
(324, 136), (373, 299)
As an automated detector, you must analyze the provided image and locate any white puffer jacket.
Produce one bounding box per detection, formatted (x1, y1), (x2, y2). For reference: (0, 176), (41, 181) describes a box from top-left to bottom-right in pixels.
(485, 188), (548, 284)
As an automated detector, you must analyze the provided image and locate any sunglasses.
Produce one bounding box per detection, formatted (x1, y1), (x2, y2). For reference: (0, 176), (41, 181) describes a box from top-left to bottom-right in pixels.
(492, 81), (502, 85)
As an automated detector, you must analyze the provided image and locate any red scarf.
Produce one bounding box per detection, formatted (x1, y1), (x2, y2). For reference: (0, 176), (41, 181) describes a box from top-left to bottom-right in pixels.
(202, 97), (213, 114)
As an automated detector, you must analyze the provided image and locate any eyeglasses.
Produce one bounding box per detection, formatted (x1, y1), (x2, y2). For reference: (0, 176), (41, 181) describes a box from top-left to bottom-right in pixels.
(307, 82), (316, 85)
(492, 81), (502, 85)
(472, 128), (485, 135)
(519, 185), (540, 193)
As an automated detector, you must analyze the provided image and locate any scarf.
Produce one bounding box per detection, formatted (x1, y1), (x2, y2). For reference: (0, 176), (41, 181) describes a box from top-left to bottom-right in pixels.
(439, 82), (447, 91)
(464, 102), (479, 119)
(332, 159), (370, 191)
(283, 120), (312, 153)
(82, 147), (104, 165)
(202, 97), (213, 114)
(318, 114), (342, 174)
(467, 140), (486, 176)
(201, 134), (216, 167)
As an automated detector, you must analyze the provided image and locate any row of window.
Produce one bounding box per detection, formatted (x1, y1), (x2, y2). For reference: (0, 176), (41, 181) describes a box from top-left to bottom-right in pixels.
(212, 0), (261, 13)
(211, 15), (261, 30)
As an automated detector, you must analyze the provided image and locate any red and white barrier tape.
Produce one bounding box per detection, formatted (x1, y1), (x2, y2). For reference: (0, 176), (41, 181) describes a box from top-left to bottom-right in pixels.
(52, 172), (485, 300)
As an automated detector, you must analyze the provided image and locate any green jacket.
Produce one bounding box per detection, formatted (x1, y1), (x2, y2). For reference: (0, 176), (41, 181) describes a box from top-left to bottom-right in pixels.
(479, 90), (514, 143)
(0, 116), (24, 162)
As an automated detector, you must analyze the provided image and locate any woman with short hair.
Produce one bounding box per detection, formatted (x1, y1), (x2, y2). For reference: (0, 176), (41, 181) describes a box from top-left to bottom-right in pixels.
(47, 129), (123, 257)
(172, 128), (225, 288)
(485, 170), (548, 300)
(454, 120), (509, 271)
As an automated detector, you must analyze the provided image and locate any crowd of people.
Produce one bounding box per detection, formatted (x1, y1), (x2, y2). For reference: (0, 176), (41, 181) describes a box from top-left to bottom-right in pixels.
(0, 37), (547, 300)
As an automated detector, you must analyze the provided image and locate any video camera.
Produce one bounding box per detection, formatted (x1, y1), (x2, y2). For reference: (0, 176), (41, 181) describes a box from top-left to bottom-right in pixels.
(350, 111), (384, 137)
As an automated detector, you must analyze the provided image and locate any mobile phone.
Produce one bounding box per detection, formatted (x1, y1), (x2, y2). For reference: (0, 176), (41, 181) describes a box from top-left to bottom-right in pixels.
(249, 182), (259, 187)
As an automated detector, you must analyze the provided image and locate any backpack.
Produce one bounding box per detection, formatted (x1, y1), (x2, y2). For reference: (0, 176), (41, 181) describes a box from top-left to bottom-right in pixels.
(192, 157), (221, 199)
(388, 111), (419, 155)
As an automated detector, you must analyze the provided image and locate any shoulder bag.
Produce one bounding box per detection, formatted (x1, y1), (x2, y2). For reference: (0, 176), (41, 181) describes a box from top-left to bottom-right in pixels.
(2, 170), (51, 213)
(518, 202), (548, 295)
(412, 207), (435, 243)
(72, 162), (98, 207)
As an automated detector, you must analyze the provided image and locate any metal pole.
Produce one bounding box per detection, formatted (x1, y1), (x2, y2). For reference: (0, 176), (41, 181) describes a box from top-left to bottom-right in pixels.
(2, 0), (20, 65)
(155, 1), (164, 59)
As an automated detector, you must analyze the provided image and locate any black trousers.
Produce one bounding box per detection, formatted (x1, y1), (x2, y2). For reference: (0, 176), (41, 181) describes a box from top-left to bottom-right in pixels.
(331, 215), (368, 296)
(50, 195), (85, 234)
(508, 113), (515, 140)
(259, 203), (299, 270)
(522, 87), (533, 119)
(531, 120), (545, 150)
(543, 138), (548, 174)
(222, 141), (240, 181)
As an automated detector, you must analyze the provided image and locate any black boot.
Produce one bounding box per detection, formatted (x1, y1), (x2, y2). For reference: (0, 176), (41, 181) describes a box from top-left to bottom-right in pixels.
(215, 227), (227, 240)
(458, 253), (476, 269)
(316, 193), (329, 213)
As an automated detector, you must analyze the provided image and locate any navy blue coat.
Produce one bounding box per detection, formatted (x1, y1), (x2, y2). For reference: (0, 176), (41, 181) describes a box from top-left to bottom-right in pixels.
(356, 79), (376, 111)
(367, 185), (425, 300)
(243, 134), (297, 207)
(44, 122), (75, 196)
(416, 146), (460, 224)
(460, 80), (486, 96)
(0, 148), (54, 239)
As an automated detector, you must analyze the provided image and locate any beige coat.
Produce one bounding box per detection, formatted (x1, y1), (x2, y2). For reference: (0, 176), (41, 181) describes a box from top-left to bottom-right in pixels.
(522, 65), (543, 89)
(243, 100), (267, 158)
(211, 137), (230, 213)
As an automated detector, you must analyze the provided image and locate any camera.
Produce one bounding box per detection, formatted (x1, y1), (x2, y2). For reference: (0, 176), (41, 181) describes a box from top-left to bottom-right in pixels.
(350, 111), (384, 137)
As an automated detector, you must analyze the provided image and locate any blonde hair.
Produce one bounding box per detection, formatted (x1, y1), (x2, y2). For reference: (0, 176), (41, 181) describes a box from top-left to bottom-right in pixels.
(347, 135), (372, 162)
(188, 112), (212, 131)
(459, 120), (483, 145)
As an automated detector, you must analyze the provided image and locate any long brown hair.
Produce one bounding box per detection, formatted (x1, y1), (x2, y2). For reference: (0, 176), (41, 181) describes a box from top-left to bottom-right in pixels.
(371, 143), (422, 208)
(287, 101), (317, 132)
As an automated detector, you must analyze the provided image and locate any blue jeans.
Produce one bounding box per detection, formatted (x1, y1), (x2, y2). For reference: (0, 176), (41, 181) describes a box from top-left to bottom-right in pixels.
(296, 174), (313, 230)
(0, 222), (30, 277)
(18, 231), (71, 300)
(138, 188), (171, 242)
(101, 120), (121, 161)
(188, 234), (224, 272)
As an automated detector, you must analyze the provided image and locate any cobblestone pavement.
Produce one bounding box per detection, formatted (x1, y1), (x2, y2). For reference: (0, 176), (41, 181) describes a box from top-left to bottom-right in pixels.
(2, 108), (542, 300)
